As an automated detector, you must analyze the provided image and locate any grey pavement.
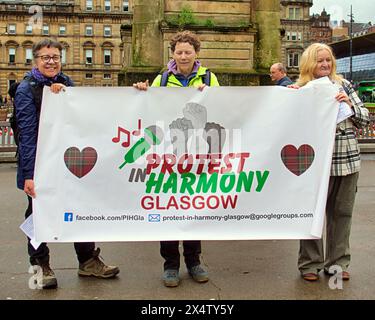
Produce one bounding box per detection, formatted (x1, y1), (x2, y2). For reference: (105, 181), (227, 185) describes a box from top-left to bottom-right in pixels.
(0, 160), (374, 301)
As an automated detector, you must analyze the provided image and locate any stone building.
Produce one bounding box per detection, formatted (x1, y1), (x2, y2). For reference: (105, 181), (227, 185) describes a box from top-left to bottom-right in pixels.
(0, 0), (132, 97)
(120, 0), (282, 86)
(280, 0), (313, 79)
(310, 8), (332, 44)
(0, 0), (286, 94)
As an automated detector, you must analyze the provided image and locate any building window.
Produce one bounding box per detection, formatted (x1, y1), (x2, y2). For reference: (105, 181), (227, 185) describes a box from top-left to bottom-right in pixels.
(287, 32), (302, 41)
(61, 48), (66, 64)
(288, 52), (300, 68)
(103, 73), (112, 79)
(85, 49), (93, 65)
(59, 25), (66, 36)
(42, 25), (49, 35)
(104, 26), (111, 37)
(86, 0), (93, 11)
(25, 48), (33, 64)
(289, 7), (301, 20)
(105, 0), (111, 11)
(25, 25), (33, 35)
(9, 48), (16, 63)
(85, 26), (93, 36)
(8, 24), (16, 35)
(85, 73), (93, 79)
(123, 1), (129, 11)
(104, 50), (111, 65)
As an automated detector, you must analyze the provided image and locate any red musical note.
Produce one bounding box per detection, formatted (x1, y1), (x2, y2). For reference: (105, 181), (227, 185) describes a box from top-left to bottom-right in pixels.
(132, 119), (142, 136)
(112, 126), (130, 148)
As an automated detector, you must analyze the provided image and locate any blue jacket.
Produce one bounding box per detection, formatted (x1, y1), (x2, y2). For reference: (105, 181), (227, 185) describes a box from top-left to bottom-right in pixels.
(15, 71), (73, 189)
(276, 76), (293, 87)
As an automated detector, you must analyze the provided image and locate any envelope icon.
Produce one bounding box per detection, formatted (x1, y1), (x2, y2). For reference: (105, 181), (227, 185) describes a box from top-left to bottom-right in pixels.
(148, 214), (160, 222)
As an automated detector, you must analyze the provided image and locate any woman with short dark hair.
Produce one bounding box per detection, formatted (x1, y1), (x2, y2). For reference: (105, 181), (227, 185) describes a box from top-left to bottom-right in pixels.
(15, 39), (119, 289)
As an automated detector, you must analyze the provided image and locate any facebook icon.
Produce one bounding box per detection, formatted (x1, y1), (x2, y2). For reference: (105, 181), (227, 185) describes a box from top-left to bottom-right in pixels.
(64, 212), (73, 222)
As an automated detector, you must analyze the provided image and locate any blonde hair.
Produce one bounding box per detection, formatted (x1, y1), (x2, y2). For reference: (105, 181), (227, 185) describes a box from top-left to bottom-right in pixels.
(296, 43), (343, 87)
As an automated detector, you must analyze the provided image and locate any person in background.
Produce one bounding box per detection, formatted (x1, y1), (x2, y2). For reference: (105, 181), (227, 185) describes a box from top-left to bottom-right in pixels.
(15, 39), (119, 289)
(134, 30), (219, 288)
(289, 43), (369, 281)
(270, 63), (293, 87)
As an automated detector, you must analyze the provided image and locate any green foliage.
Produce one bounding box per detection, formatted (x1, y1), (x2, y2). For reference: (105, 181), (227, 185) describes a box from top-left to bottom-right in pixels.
(178, 5), (196, 27)
(204, 19), (215, 28)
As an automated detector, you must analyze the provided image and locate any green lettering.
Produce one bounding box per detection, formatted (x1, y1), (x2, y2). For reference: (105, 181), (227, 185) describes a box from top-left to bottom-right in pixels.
(162, 173), (177, 194)
(145, 173), (164, 193)
(196, 173), (218, 193)
(220, 173), (236, 193)
(236, 171), (254, 192)
(180, 173), (196, 195)
(256, 171), (270, 192)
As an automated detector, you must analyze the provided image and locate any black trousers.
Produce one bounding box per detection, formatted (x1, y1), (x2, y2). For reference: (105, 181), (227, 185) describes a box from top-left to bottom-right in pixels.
(25, 196), (95, 265)
(160, 240), (201, 270)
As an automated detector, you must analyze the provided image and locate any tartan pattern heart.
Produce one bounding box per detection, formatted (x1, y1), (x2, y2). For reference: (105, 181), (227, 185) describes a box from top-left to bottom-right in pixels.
(281, 144), (315, 176)
(64, 147), (97, 178)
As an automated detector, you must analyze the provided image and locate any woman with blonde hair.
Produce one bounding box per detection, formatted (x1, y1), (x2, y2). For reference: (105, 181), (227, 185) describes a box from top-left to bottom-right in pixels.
(292, 43), (369, 281)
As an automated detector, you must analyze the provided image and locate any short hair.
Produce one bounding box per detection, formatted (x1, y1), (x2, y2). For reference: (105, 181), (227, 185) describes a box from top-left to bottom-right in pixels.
(297, 43), (342, 86)
(32, 39), (63, 58)
(170, 30), (201, 53)
(275, 63), (287, 74)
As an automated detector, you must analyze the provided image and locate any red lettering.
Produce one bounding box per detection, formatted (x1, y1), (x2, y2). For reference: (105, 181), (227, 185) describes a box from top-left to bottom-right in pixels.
(196, 154), (209, 174)
(236, 152), (250, 172)
(146, 153), (161, 174)
(207, 195), (220, 209)
(179, 196), (191, 210)
(161, 154), (176, 174)
(221, 153), (235, 174)
(141, 196), (154, 210)
(192, 196), (205, 209)
(208, 154), (221, 174)
(177, 154), (194, 174)
(166, 196), (178, 210)
(221, 195), (238, 209)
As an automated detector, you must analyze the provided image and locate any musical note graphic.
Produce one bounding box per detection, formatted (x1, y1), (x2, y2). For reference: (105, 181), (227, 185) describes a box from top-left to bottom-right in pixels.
(112, 126), (130, 148)
(132, 119), (142, 136)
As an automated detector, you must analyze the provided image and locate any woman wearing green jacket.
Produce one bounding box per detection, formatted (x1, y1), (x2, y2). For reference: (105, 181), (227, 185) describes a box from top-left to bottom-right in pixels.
(134, 30), (219, 287)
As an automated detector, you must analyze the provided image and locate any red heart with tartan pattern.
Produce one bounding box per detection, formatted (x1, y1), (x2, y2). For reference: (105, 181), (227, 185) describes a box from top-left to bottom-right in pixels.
(64, 147), (97, 178)
(281, 144), (315, 176)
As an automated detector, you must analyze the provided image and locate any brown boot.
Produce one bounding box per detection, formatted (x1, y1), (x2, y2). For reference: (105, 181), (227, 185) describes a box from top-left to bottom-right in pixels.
(33, 259), (58, 289)
(78, 248), (119, 278)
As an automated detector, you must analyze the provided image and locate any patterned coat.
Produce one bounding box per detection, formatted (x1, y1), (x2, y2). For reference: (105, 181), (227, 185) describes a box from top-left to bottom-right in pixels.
(331, 79), (370, 176)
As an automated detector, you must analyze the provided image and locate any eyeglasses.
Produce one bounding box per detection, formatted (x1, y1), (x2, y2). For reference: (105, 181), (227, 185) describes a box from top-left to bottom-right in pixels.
(36, 55), (61, 63)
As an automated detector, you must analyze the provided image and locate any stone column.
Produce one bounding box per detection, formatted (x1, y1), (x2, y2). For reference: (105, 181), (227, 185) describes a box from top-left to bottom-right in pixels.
(131, 0), (163, 68)
(252, 0), (281, 72)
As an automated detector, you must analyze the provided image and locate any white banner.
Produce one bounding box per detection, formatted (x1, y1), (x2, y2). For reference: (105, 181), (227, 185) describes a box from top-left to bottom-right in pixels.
(33, 79), (340, 242)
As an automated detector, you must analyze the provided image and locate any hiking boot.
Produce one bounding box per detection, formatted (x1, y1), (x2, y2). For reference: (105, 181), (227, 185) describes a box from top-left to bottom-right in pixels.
(78, 248), (119, 278)
(163, 269), (180, 287)
(31, 261), (58, 289)
(188, 264), (209, 283)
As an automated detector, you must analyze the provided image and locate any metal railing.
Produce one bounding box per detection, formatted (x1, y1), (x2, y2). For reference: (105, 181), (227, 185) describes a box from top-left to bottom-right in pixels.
(0, 121), (17, 152)
(1, 114), (375, 155)
(356, 112), (375, 143)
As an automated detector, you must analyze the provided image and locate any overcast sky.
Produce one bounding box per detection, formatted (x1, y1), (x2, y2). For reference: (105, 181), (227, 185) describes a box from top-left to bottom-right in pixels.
(311, 0), (374, 24)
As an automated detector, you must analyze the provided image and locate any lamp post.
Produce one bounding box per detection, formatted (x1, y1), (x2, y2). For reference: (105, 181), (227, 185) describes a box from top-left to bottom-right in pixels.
(348, 5), (354, 81)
